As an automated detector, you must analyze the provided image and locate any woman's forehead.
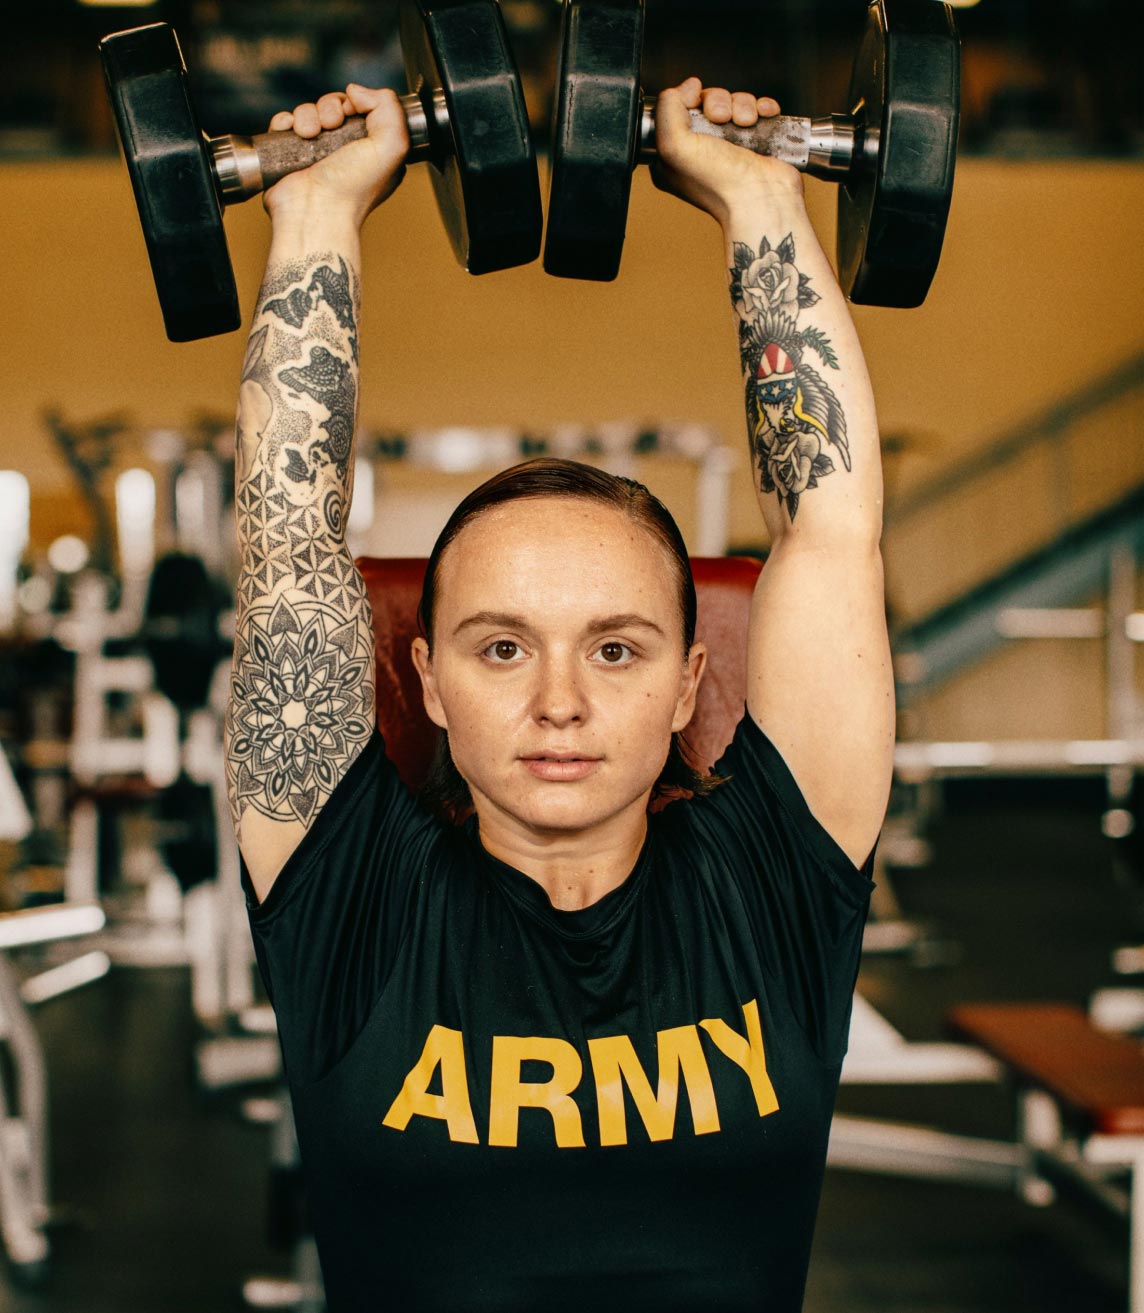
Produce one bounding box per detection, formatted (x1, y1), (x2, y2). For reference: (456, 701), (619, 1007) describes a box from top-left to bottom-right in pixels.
(437, 498), (680, 618)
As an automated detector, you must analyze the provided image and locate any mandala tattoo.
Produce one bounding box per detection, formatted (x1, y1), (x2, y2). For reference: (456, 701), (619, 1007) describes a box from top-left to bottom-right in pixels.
(228, 597), (374, 825)
(730, 233), (849, 521)
(228, 252), (374, 831)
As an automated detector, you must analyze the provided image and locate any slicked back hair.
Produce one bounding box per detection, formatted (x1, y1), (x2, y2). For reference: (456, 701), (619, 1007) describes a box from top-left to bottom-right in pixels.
(415, 458), (720, 816)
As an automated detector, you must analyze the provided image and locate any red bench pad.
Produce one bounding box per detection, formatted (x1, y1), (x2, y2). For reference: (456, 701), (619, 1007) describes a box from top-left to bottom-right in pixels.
(948, 1002), (1144, 1137)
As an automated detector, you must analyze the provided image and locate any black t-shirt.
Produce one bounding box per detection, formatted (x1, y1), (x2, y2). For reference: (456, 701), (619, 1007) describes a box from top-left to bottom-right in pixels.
(241, 710), (874, 1313)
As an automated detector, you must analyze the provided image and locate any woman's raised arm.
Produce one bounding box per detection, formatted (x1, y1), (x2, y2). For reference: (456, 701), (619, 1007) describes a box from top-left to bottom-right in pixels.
(226, 86), (409, 901)
(655, 79), (894, 867)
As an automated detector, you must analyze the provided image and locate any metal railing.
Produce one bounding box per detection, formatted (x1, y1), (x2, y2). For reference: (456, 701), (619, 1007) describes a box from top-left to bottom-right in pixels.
(889, 348), (1144, 531)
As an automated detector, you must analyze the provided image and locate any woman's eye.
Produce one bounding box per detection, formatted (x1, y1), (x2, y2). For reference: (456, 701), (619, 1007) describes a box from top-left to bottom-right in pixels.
(594, 642), (634, 665)
(485, 641), (524, 663)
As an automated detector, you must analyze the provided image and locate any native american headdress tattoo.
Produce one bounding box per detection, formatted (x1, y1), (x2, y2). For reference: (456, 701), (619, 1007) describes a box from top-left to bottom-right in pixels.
(730, 233), (848, 520)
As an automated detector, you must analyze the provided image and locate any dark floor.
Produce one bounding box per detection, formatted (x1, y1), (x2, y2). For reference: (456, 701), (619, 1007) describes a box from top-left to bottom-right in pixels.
(4, 797), (1142, 1312)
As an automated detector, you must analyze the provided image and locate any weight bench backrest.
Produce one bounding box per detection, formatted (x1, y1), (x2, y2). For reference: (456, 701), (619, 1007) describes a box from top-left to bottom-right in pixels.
(948, 1002), (1144, 1136)
(355, 555), (763, 798)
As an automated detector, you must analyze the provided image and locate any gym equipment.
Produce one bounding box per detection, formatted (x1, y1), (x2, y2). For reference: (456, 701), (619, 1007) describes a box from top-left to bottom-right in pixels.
(99, 2), (543, 342)
(138, 553), (221, 899)
(44, 411), (124, 582)
(544, 0), (960, 307)
(142, 554), (227, 892)
(142, 552), (227, 714)
(243, 1093), (324, 1311)
(363, 420), (734, 557)
(155, 774), (216, 894)
(0, 903), (107, 1289)
(950, 1003), (1144, 1312)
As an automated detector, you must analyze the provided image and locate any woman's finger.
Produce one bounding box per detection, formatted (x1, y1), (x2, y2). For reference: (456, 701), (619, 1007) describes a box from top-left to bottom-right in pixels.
(316, 92), (348, 131)
(291, 102), (321, 138)
(731, 91), (759, 127)
(676, 76), (703, 111)
(700, 87), (733, 123)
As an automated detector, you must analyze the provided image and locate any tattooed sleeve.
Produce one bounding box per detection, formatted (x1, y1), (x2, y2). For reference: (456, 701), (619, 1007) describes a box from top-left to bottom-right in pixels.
(226, 254), (375, 830)
(730, 233), (849, 521)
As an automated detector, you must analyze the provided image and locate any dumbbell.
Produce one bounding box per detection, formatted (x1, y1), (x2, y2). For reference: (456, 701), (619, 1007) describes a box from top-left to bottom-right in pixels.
(99, 0), (542, 343)
(544, 0), (961, 308)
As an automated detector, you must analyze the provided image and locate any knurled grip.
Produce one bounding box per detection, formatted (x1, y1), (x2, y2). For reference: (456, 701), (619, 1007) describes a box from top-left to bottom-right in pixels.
(639, 99), (861, 182)
(252, 118), (370, 190)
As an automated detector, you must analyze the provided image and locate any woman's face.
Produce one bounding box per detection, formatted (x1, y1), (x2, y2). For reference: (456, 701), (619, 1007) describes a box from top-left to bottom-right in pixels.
(412, 497), (706, 838)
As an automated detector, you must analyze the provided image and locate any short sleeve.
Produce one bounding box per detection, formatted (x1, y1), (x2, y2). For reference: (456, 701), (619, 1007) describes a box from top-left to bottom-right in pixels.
(677, 709), (875, 1063)
(240, 730), (442, 1088)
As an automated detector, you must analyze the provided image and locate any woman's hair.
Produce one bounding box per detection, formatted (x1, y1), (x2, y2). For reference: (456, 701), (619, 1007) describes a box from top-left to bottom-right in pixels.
(416, 457), (720, 815)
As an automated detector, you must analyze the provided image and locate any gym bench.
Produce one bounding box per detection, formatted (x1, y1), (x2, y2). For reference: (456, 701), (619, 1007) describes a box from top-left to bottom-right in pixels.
(948, 1002), (1144, 1313)
(0, 904), (108, 1287)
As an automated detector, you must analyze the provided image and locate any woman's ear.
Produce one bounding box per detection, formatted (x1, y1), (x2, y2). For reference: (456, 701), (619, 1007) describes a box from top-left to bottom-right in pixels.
(411, 636), (448, 730)
(672, 640), (708, 733)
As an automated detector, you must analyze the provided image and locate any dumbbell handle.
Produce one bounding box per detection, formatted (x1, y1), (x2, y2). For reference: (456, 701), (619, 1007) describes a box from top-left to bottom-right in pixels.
(211, 89), (449, 204)
(639, 99), (879, 182)
(209, 90), (870, 202)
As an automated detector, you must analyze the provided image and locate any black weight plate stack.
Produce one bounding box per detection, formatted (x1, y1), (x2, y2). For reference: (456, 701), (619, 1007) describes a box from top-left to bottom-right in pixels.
(401, 0), (542, 274)
(156, 773), (217, 892)
(544, 0), (645, 281)
(100, 25), (239, 341)
(837, 0), (960, 308)
(142, 551), (229, 712)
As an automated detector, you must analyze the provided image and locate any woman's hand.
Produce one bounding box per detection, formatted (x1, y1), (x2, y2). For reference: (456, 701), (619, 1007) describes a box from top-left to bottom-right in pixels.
(263, 84), (410, 229)
(652, 77), (804, 227)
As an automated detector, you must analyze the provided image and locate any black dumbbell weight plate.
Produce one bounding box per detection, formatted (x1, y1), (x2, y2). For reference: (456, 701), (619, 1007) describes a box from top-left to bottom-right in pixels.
(837, 0), (960, 308)
(401, 0), (542, 275)
(100, 25), (239, 341)
(543, 0), (645, 281)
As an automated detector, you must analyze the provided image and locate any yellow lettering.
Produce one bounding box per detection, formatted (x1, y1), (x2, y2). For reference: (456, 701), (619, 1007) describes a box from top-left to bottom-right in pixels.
(488, 1035), (586, 1148)
(588, 1025), (720, 1146)
(382, 1024), (479, 1144)
(700, 998), (779, 1118)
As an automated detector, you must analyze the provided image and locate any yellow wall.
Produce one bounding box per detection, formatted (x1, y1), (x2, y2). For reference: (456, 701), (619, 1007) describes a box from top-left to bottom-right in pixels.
(2, 155), (1143, 740)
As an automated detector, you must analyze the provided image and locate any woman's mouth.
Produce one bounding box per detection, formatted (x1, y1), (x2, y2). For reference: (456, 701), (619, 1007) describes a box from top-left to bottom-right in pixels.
(520, 755), (602, 782)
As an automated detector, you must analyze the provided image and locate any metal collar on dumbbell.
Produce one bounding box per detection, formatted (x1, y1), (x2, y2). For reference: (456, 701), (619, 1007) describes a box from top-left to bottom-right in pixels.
(212, 136), (265, 203)
(639, 99), (868, 182)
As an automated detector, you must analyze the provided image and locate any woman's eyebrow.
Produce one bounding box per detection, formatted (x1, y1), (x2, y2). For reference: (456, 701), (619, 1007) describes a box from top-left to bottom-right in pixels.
(587, 613), (666, 638)
(452, 611), (667, 638)
(453, 610), (529, 637)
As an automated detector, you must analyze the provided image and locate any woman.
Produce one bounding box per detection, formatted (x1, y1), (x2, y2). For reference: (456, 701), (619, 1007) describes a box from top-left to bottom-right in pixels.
(227, 75), (894, 1313)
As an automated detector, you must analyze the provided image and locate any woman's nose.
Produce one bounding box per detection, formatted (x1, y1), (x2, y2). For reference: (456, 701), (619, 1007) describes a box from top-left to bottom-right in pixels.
(531, 655), (586, 726)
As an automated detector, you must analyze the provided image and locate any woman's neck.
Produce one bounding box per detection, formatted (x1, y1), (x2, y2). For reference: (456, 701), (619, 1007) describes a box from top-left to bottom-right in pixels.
(473, 802), (650, 912)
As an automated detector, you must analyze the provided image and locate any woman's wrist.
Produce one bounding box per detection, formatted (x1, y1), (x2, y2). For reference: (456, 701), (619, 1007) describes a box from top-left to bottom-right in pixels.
(717, 175), (808, 236)
(266, 200), (364, 262)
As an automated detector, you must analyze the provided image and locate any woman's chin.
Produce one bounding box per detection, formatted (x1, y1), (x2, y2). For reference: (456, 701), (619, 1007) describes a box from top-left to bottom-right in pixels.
(477, 779), (641, 837)
(501, 796), (601, 835)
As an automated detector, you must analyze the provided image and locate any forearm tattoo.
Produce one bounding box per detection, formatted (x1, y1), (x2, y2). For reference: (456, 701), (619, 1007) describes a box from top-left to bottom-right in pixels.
(226, 255), (374, 829)
(731, 233), (850, 520)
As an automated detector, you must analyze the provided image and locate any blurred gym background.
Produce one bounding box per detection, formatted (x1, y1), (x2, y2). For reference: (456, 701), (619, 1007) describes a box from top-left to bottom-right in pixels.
(0, 1), (1143, 1310)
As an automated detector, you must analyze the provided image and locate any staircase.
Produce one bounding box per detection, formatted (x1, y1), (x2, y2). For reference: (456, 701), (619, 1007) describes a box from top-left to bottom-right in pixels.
(888, 349), (1144, 709)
